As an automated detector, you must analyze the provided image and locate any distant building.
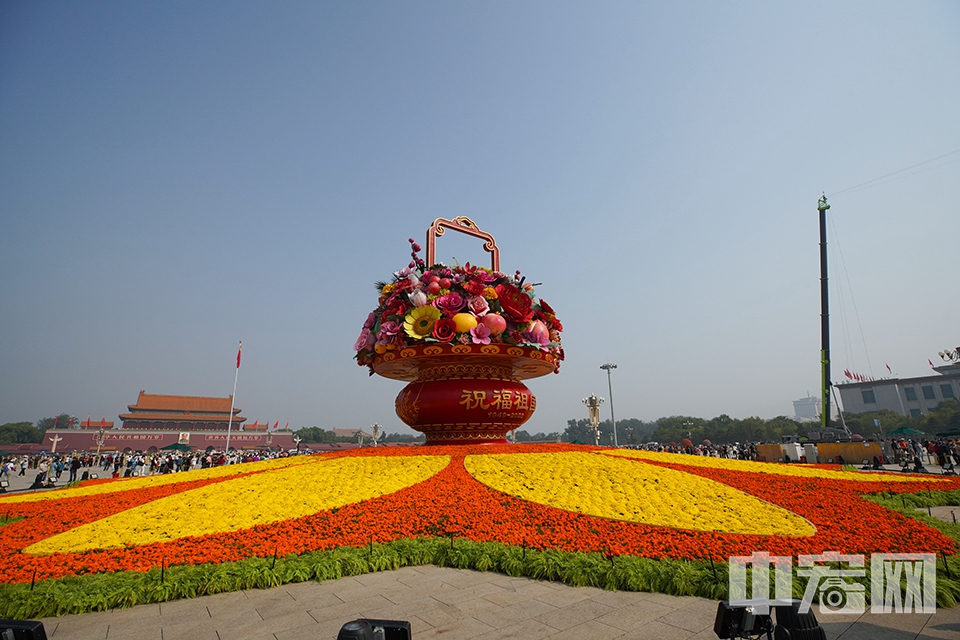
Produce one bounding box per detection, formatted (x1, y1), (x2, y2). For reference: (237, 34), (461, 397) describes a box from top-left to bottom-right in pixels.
(792, 395), (821, 422)
(41, 390), (295, 454)
(837, 364), (960, 418)
(332, 428), (373, 440)
(119, 391), (246, 431)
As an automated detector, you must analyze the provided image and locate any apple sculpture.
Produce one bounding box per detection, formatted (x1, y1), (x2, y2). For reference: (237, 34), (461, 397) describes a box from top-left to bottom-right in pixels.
(354, 217), (563, 444)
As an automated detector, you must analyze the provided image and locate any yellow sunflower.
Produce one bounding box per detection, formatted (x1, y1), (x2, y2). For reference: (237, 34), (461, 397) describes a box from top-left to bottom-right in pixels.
(403, 305), (441, 339)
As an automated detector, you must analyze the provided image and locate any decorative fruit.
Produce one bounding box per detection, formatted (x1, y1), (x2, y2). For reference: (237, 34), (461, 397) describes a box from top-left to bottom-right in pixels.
(452, 313), (478, 333)
(529, 319), (550, 342)
(480, 313), (507, 336)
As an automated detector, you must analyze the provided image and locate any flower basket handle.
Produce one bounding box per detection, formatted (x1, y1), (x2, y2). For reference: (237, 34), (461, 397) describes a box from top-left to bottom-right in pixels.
(426, 216), (500, 272)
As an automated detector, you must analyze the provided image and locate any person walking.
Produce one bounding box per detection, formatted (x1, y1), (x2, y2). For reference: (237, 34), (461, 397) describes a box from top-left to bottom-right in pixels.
(69, 456), (82, 482)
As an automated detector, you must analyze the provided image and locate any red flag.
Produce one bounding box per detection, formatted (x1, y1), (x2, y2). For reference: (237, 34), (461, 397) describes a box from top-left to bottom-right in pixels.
(273, 421), (279, 430)
(284, 421), (288, 430)
(929, 359), (936, 369)
(844, 369), (852, 380)
(53, 416), (58, 427)
(252, 420), (258, 429)
(885, 363), (892, 374)
(86, 417), (91, 428)
(237, 341), (242, 368)
(101, 417), (106, 427)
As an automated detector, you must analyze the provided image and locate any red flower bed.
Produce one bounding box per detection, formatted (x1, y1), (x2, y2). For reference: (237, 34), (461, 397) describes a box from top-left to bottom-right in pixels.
(0, 444), (956, 584)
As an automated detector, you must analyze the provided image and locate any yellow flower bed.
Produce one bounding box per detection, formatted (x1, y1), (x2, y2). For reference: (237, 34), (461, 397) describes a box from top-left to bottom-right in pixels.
(464, 452), (815, 536)
(606, 450), (939, 483)
(27, 455), (450, 554)
(0, 455), (317, 505)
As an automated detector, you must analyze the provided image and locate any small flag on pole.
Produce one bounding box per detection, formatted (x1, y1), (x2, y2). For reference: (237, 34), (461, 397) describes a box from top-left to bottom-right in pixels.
(885, 363), (892, 374)
(273, 421), (279, 430)
(101, 417), (106, 427)
(284, 421), (289, 430)
(237, 341), (242, 368)
(929, 359), (936, 369)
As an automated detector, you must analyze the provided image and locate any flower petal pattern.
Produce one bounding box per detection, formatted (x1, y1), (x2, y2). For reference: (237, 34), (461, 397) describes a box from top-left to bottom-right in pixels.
(26, 455), (449, 554)
(464, 451), (816, 536)
(605, 449), (943, 483)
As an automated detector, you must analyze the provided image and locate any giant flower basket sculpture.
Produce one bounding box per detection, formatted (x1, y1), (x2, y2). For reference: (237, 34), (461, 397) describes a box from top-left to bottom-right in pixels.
(355, 217), (563, 444)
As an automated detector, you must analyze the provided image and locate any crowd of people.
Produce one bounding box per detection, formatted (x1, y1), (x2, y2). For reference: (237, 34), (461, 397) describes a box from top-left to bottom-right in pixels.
(625, 436), (960, 471)
(626, 441), (760, 459)
(0, 448), (300, 490)
(890, 438), (960, 467)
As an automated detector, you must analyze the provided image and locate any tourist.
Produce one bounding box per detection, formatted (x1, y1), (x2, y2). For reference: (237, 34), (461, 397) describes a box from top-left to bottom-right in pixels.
(69, 456), (82, 482)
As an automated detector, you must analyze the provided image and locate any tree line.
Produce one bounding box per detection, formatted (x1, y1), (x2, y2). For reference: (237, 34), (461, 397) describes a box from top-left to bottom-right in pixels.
(5, 400), (958, 447)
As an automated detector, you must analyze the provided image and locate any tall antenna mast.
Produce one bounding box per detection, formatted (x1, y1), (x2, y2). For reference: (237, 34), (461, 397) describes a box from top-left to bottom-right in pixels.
(818, 195), (831, 431)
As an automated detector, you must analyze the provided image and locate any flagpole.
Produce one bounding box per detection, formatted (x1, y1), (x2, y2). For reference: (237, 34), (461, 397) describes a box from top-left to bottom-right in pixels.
(225, 341), (241, 458)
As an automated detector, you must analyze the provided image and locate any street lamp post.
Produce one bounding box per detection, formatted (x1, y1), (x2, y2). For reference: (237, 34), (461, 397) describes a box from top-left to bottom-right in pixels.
(939, 347), (960, 365)
(600, 363), (618, 447)
(582, 394), (604, 446)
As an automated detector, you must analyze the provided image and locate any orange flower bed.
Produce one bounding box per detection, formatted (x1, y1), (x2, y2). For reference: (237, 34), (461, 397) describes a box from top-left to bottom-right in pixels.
(0, 444), (957, 585)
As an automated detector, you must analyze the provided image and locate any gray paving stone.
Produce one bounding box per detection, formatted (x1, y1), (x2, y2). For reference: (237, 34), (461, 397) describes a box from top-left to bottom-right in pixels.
(29, 566), (960, 640)
(596, 599), (676, 631)
(415, 615), (496, 640)
(545, 619), (627, 640)
(533, 596), (617, 631)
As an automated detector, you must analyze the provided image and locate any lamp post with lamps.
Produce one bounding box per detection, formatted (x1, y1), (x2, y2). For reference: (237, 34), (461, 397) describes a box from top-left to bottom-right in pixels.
(371, 424), (382, 447)
(939, 347), (960, 365)
(600, 363), (618, 447)
(582, 394), (604, 446)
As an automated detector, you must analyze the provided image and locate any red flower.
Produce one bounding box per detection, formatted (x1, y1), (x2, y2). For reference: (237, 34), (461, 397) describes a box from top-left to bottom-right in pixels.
(494, 284), (534, 322)
(431, 318), (457, 342)
(462, 279), (486, 296)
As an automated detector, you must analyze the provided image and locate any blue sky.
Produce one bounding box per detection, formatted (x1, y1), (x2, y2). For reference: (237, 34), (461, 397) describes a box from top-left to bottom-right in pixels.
(2, 2), (958, 435)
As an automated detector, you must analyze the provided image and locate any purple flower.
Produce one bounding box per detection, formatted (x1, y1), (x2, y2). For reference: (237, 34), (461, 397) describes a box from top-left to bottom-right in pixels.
(474, 270), (498, 284)
(377, 320), (401, 343)
(470, 324), (492, 345)
(521, 330), (550, 349)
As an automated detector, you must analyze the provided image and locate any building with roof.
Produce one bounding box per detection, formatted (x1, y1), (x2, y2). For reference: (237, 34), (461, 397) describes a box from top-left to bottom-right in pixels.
(837, 363), (960, 418)
(40, 391), (296, 454)
(331, 428), (373, 440)
(119, 391), (246, 431)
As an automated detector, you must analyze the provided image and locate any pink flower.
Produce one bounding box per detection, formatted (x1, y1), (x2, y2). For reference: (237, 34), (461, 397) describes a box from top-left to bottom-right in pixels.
(470, 324), (492, 345)
(436, 291), (465, 316)
(466, 295), (489, 317)
(354, 328), (374, 352)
